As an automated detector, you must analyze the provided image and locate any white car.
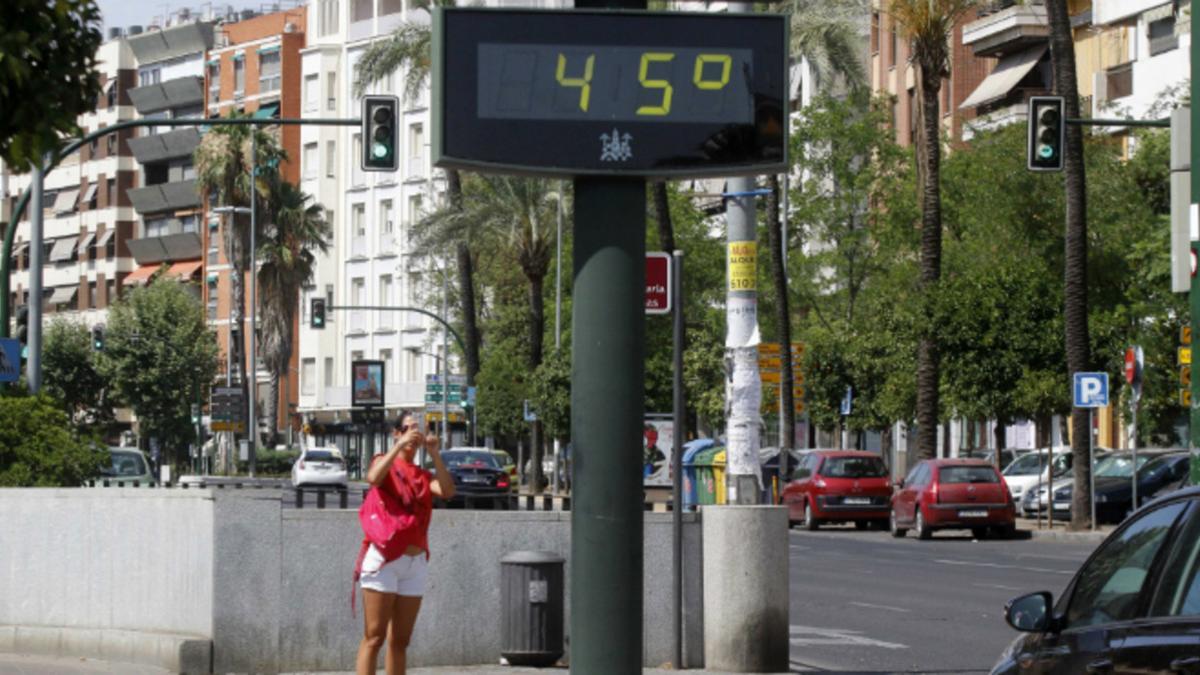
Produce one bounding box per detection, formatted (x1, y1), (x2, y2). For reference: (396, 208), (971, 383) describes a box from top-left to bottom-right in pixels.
(1001, 448), (1072, 501)
(291, 447), (348, 488)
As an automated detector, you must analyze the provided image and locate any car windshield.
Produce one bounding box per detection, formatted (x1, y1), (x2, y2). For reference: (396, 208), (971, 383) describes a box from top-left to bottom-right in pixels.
(1003, 453), (1045, 476)
(939, 466), (999, 484)
(107, 451), (148, 477)
(821, 456), (887, 478)
(304, 450), (341, 463)
(443, 452), (500, 469)
(1095, 454), (1152, 479)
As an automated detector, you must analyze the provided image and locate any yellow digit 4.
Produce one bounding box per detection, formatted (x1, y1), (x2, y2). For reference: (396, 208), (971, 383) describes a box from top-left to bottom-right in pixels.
(693, 54), (732, 90)
(637, 52), (675, 116)
(556, 53), (595, 112)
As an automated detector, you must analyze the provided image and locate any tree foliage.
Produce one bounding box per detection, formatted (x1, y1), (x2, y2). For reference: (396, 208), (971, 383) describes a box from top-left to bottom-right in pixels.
(0, 0), (103, 171)
(42, 317), (112, 431)
(0, 392), (105, 487)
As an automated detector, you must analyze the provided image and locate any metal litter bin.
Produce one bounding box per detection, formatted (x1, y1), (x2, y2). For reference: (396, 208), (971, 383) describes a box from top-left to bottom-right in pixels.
(500, 550), (564, 667)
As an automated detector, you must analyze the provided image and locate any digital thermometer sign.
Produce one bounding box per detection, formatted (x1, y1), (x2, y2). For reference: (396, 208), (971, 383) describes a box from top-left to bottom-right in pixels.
(433, 9), (787, 177)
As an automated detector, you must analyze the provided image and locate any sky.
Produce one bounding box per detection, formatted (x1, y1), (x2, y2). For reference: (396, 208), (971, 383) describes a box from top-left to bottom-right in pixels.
(95, 0), (291, 35)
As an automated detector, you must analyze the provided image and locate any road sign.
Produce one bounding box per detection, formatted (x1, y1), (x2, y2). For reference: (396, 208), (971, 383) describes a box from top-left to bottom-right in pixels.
(1183, 365), (1192, 388)
(760, 370), (781, 384)
(1181, 347), (1193, 366)
(1125, 347), (1138, 384)
(1183, 326), (1192, 345)
(1073, 372), (1110, 408)
(523, 399), (538, 422)
(433, 8), (787, 177)
(840, 386), (853, 416)
(0, 338), (19, 383)
(1183, 388), (1193, 407)
(645, 252), (672, 314)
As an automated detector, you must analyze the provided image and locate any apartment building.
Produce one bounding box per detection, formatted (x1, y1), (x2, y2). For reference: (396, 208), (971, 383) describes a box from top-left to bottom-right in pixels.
(959, 0), (1053, 138)
(4, 35), (140, 332)
(121, 21), (214, 294)
(204, 7), (308, 438)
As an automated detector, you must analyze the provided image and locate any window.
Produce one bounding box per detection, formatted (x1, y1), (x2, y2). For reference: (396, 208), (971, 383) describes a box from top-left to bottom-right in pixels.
(822, 457), (888, 479)
(304, 74), (319, 111)
(323, 357), (334, 388)
(302, 358), (316, 396)
(233, 57), (245, 94)
(1066, 501), (1187, 628)
(259, 50), (281, 93)
(106, 80), (117, 109)
(180, 214), (199, 234)
(379, 274), (393, 307)
(381, 0), (402, 17)
(889, 25), (899, 67)
(327, 72), (337, 111)
(352, 203), (366, 236)
(208, 63), (221, 104)
(106, 279), (115, 304)
(139, 67), (161, 86)
(380, 200), (394, 236)
(88, 282), (97, 309)
(1106, 63), (1133, 101)
(351, 350), (364, 363)
(145, 218), (170, 238)
(938, 466), (999, 484)
(325, 283), (334, 322)
(380, 349), (394, 382)
(319, 0), (339, 36)
(351, 277), (365, 304)
(870, 12), (880, 55)
(1151, 501), (1200, 618)
(406, 349), (420, 381)
(106, 134), (116, 157)
(326, 140), (336, 177)
(791, 455), (814, 481)
(407, 195), (423, 226)
(1149, 16), (1178, 56)
(303, 143), (318, 179)
(107, 178), (116, 206)
(352, 133), (363, 185)
(408, 123), (424, 160)
(352, 0), (373, 22)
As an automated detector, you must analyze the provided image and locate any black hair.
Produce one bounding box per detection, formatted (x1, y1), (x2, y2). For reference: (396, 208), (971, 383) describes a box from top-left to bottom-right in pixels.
(392, 410), (415, 432)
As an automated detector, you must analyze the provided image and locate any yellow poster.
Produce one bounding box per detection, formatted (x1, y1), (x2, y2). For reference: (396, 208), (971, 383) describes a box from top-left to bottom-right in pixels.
(728, 241), (756, 291)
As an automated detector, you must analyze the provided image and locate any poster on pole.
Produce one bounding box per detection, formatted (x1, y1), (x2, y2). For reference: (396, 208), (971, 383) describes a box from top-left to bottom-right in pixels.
(352, 360), (385, 407)
(643, 417), (675, 487)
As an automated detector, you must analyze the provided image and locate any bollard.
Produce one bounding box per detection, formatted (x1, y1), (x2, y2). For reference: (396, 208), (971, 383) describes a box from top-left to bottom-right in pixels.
(562, 496), (570, 511)
(182, 483), (188, 489)
(294, 488), (304, 509)
(339, 490), (349, 509)
(235, 482), (243, 489)
(317, 490), (326, 509)
(525, 495), (535, 511)
(543, 495), (553, 511)
(217, 483), (225, 489)
(103, 479), (110, 487)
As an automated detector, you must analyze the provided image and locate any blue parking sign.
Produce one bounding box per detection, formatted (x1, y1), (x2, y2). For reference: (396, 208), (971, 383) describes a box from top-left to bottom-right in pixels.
(0, 338), (19, 383)
(1073, 372), (1109, 408)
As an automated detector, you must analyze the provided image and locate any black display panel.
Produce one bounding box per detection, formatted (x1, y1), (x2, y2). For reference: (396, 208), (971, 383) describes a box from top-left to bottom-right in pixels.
(433, 8), (787, 178)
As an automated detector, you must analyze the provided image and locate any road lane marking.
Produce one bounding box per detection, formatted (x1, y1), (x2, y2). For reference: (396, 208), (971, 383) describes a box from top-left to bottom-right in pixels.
(789, 624), (908, 650)
(848, 601), (910, 613)
(934, 558), (1073, 575)
(972, 582), (1025, 591)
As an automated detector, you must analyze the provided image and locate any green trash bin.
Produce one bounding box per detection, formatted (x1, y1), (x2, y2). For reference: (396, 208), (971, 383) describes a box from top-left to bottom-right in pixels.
(694, 446), (724, 505)
(500, 551), (564, 667)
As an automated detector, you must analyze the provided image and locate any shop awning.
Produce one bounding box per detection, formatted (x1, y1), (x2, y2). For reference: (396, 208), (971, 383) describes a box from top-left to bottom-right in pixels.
(252, 102), (279, 119)
(47, 286), (77, 306)
(53, 188), (80, 215)
(49, 236), (78, 262)
(166, 259), (203, 281)
(960, 45), (1047, 110)
(76, 232), (96, 255)
(257, 44), (281, 54)
(123, 264), (161, 286)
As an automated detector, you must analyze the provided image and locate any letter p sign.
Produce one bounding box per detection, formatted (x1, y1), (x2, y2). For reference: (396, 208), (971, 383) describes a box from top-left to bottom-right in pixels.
(1073, 372), (1109, 409)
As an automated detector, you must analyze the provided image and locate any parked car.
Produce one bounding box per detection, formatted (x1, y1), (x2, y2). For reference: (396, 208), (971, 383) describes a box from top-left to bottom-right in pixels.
(99, 447), (154, 484)
(780, 450), (892, 531)
(491, 449), (519, 492)
(434, 448), (511, 507)
(1001, 448), (1072, 501)
(1049, 451), (1190, 523)
(1020, 452), (1113, 518)
(890, 459), (1016, 540)
(991, 486), (1200, 674)
(962, 448), (1029, 472)
(291, 447), (348, 488)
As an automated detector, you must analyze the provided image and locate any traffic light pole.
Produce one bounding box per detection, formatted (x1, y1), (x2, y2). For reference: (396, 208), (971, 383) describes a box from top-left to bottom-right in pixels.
(26, 157), (44, 392)
(1191, 33), (1200, 485)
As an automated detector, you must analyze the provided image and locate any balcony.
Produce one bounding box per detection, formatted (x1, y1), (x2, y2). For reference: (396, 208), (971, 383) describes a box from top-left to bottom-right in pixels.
(349, 310), (367, 334)
(351, 236), (368, 260)
(125, 232), (203, 265)
(126, 128), (201, 164)
(127, 76), (204, 114)
(963, 1), (1049, 58)
(127, 179), (200, 214)
(378, 231), (397, 257)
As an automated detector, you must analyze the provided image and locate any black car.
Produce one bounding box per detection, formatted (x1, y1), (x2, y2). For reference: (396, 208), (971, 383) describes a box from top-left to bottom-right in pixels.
(992, 484), (1200, 674)
(431, 449), (512, 508)
(1051, 451), (1189, 523)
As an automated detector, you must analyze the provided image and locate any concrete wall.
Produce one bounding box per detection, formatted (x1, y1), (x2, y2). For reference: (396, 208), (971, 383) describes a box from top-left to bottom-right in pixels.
(1, 489), (704, 672)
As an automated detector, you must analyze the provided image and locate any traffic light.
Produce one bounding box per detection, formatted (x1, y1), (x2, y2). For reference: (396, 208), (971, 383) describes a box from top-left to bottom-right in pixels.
(310, 297), (326, 329)
(361, 95), (399, 172)
(1027, 96), (1065, 172)
(91, 325), (105, 351)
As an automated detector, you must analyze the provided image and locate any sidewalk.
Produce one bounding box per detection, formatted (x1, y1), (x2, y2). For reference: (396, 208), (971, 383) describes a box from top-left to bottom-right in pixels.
(1017, 517), (1112, 544)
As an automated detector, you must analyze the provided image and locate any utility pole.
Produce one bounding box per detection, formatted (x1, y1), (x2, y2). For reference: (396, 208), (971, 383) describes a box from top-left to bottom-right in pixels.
(441, 267), (450, 449)
(27, 158), (45, 392)
(1190, 31), (1200, 485)
(248, 131), (258, 478)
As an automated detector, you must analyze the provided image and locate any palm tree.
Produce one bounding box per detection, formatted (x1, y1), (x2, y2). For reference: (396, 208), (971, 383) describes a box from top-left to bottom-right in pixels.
(887, 0), (976, 460)
(258, 182), (331, 446)
(194, 114), (286, 455)
(1044, 0), (1091, 530)
(355, 0), (482, 387)
(769, 0), (869, 452)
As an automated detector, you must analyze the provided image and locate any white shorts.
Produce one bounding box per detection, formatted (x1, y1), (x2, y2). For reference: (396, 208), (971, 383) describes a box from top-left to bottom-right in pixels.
(359, 545), (429, 597)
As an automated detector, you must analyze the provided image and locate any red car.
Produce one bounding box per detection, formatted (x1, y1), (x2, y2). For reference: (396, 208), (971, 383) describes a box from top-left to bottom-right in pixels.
(780, 451), (893, 530)
(890, 459), (1016, 540)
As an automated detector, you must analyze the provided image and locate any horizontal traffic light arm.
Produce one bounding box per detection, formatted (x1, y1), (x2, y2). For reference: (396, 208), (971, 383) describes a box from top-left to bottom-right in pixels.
(0, 116), (361, 339)
(1066, 117), (1170, 128)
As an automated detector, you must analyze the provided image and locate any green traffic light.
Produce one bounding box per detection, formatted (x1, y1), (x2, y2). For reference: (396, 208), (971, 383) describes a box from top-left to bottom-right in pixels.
(372, 142), (390, 159)
(1038, 145), (1055, 159)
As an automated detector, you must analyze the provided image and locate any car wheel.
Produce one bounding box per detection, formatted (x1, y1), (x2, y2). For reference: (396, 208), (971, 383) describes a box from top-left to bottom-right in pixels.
(889, 511), (907, 538)
(854, 520), (869, 531)
(915, 507), (932, 540)
(971, 527), (988, 540)
(803, 500), (819, 531)
(994, 523), (1016, 540)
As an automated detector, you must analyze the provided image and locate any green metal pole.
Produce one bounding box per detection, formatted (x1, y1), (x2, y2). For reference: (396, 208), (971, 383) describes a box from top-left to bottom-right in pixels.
(570, 177), (645, 675)
(1191, 29), (1200, 484)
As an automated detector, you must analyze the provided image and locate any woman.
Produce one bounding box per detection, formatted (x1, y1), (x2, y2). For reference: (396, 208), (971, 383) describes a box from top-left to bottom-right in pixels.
(355, 412), (455, 675)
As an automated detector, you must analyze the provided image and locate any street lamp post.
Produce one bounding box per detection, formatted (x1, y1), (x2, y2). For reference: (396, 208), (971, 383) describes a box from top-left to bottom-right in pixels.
(212, 203), (254, 476)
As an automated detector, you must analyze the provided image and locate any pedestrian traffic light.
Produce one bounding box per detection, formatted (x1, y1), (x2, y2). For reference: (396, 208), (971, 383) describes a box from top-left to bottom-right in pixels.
(361, 95), (399, 172)
(91, 325), (105, 351)
(310, 297), (326, 329)
(1027, 96), (1065, 172)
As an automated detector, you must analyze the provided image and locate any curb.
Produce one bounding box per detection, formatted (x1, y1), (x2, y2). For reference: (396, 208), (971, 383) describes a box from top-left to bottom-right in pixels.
(1025, 528), (1109, 544)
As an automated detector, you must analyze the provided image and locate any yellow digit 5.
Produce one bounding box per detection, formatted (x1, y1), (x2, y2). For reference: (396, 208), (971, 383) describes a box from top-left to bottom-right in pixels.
(693, 53), (732, 90)
(637, 52), (675, 116)
(556, 53), (595, 112)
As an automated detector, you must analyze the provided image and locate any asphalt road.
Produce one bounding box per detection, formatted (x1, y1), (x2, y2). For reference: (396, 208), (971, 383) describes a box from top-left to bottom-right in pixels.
(787, 525), (1098, 674)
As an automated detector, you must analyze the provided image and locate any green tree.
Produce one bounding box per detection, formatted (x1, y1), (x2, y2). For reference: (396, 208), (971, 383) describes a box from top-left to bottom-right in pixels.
(0, 392), (105, 487)
(0, 0), (102, 171)
(42, 317), (112, 431)
(101, 278), (219, 471)
(259, 182), (330, 445)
